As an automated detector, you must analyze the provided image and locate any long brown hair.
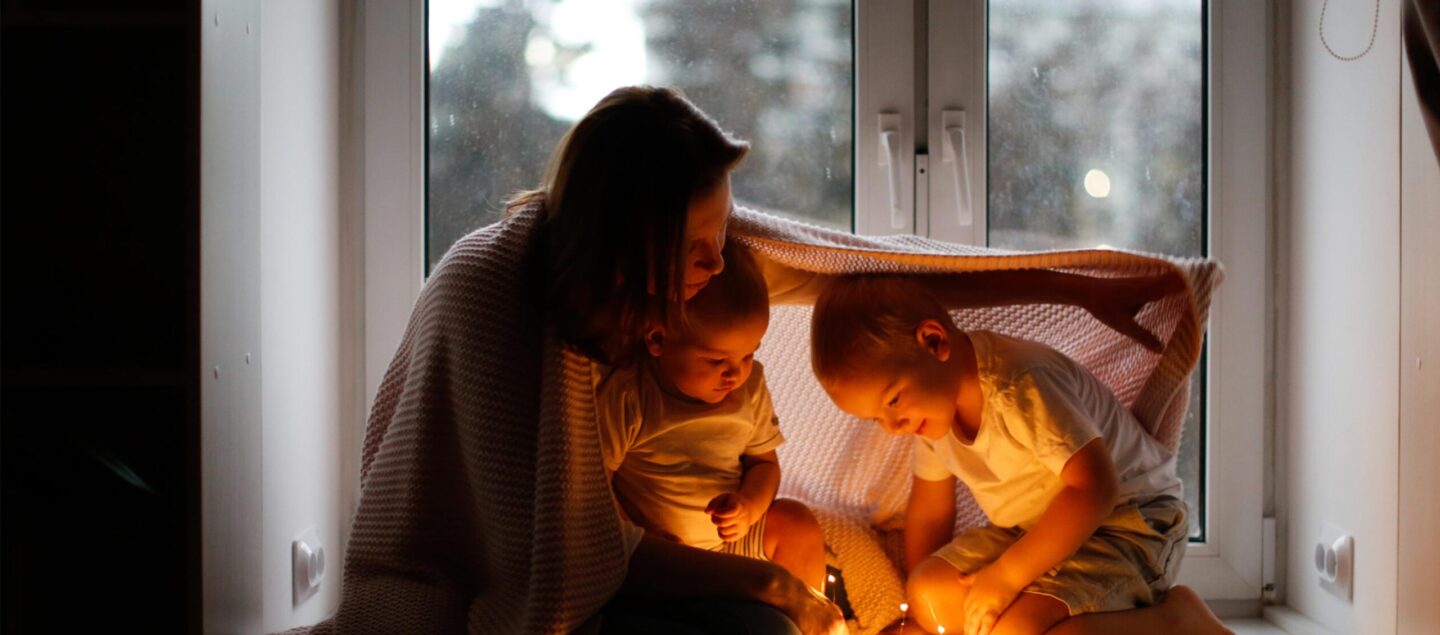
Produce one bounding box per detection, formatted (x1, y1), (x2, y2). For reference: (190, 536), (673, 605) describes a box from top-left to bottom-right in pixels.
(511, 86), (749, 366)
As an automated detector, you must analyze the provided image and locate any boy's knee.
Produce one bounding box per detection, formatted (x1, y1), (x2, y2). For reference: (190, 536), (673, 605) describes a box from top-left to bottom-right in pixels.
(907, 557), (968, 632)
(991, 593), (1068, 635)
(768, 499), (822, 542)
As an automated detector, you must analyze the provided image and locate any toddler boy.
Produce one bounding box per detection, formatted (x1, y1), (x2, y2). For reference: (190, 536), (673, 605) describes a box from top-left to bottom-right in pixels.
(595, 243), (827, 592)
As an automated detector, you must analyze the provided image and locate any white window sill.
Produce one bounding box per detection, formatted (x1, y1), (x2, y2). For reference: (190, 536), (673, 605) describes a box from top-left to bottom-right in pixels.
(1223, 606), (1338, 635)
(1226, 617), (1289, 635)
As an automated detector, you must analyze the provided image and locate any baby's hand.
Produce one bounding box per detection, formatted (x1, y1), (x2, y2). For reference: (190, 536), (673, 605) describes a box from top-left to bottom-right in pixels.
(704, 492), (755, 543)
(961, 566), (1022, 635)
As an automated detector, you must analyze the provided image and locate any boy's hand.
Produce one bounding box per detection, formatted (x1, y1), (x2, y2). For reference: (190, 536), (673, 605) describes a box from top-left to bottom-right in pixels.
(961, 566), (1023, 635)
(705, 492), (756, 542)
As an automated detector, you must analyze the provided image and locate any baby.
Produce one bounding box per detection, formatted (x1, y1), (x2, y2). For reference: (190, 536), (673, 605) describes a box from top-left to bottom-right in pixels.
(595, 242), (827, 592)
(811, 275), (1230, 635)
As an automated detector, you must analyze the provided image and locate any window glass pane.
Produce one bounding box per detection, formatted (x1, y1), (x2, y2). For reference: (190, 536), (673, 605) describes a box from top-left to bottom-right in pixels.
(986, 0), (1206, 539)
(428, 0), (854, 270)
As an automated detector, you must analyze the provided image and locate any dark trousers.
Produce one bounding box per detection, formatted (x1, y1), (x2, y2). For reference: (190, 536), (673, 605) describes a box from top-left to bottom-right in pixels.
(597, 598), (802, 635)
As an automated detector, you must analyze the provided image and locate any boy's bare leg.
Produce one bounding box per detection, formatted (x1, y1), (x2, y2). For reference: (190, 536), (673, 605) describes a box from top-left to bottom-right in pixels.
(905, 557), (969, 633)
(1046, 586), (1234, 635)
(990, 593), (1068, 635)
(763, 498), (827, 592)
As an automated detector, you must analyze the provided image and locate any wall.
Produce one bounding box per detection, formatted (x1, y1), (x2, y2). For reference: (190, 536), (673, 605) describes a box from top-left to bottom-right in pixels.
(201, 0), (265, 631)
(203, 0), (354, 631)
(1279, 0), (1400, 632)
(1397, 30), (1440, 635)
(259, 0), (349, 630)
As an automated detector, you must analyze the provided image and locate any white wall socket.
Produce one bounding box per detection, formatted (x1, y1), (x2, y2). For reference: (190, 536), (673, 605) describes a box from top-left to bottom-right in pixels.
(1314, 522), (1353, 601)
(293, 526), (326, 606)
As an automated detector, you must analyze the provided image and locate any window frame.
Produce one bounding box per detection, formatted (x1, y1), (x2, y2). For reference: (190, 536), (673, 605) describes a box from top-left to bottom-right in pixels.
(363, 0), (1271, 608)
(358, 0), (426, 414)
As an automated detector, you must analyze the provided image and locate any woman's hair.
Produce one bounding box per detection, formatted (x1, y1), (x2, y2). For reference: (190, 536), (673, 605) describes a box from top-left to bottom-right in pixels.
(678, 242), (769, 341)
(810, 275), (952, 387)
(511, 86), (749, 365)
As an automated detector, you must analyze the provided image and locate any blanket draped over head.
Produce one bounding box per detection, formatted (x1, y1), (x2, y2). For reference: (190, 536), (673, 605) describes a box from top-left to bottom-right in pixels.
(297, 204), (1221, 634)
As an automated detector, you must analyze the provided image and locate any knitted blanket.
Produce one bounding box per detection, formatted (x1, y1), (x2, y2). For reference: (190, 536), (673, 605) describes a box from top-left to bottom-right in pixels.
(303, 204), (1219, 634)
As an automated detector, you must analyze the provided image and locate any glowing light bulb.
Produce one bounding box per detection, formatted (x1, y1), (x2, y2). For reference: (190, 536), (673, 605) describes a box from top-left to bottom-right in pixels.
(937, 626), (946, 634)
(900, 602), (908, 612)
(828, 574), (837, 583)
(1084, 169), (1112, 198)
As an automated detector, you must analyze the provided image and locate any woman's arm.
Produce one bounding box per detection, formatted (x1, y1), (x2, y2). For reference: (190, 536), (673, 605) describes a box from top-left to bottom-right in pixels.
(618, 535), (846, 634)
(762, 257), (1183, 352)
(924, 269), (1183, 352)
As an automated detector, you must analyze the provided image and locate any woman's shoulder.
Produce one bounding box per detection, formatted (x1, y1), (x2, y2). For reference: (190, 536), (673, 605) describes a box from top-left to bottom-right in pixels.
(424, 206), (544, 291)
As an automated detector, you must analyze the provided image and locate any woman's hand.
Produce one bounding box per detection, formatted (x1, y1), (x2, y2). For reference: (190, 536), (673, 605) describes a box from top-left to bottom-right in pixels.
(1080, 272), (1186, 353)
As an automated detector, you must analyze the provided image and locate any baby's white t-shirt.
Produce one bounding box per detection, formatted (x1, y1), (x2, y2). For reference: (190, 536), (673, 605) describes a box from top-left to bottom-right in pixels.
(913, 331), (1181, 529)
(593, 360), (785, 551)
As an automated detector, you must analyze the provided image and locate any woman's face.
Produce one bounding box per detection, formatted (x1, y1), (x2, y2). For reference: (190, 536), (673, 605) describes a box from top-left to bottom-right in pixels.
(682, 177), (732, 300)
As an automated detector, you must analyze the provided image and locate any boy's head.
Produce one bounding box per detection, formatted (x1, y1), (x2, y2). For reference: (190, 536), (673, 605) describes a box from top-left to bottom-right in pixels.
(811, 276), (967, 440)
(645, 242), (769, 404)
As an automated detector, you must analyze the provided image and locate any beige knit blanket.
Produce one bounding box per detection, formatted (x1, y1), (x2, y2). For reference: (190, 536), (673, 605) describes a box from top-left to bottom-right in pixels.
(301, 204), (1219, 634)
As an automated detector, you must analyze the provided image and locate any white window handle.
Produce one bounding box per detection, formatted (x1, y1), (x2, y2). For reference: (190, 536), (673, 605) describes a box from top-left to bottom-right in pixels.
(942, 109), (973, 227)
(878, 113), (904, 229)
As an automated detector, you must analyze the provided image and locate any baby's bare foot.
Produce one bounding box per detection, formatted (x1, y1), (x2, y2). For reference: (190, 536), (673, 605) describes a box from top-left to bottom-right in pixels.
(1160, 585), (1235, 635)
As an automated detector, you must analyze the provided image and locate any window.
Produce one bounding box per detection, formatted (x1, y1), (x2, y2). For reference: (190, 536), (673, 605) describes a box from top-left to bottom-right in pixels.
(427, 0), (855, 271)
(382, 0), (1265, 605)
(984, 0), (1208, 541)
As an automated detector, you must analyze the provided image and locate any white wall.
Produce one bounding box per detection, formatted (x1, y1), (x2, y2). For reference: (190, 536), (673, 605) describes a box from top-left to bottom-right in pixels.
(1397, 35), (1440, 635)
(201, 0), (264, 631)
(1279, 0), (1401, 632)
(204, 0), (355, 631)
(259, 0), (348, 630)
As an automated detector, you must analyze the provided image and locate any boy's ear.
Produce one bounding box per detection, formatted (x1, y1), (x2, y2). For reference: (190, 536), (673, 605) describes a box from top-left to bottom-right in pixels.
(644, 325), (666, 357)
(914, 319), (952, 362)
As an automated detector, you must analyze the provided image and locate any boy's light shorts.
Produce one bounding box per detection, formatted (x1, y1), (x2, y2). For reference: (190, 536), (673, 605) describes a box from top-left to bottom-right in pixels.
(931, 496), (1188, 616)
(714, 512), (770, 561)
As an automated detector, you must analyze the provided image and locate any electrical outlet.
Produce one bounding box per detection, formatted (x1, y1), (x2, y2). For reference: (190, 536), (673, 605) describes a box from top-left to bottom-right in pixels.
(293, 526), (326, 606)
(1314, 523), (1352, 601)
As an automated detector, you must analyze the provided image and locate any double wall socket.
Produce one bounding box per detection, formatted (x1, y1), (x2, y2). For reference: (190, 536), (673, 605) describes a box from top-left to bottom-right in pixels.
(1314, 522), (1353, 601)
(293, 526), (326, 606)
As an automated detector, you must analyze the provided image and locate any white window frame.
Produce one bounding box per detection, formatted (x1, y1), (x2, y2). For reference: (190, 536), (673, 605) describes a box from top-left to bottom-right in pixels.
(357, 0), (426, 413)
(363, 0), (1271, 609)
(858, 0), (1271, 606)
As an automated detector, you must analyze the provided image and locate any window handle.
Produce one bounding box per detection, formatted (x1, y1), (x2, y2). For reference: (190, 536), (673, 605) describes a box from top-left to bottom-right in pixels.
(879, 113), (904, 229)
(942, 109), (973, 227)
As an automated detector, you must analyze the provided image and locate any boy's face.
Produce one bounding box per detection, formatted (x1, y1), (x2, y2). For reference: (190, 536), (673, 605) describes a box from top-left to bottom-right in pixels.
(649, 314), (767, 404)
(824, 322), (964, 441)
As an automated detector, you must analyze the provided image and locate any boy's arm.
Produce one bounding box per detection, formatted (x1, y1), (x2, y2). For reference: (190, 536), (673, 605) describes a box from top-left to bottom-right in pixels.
(962, 438), (1119, 635)
(904, 474), (958, 573)
(707, 451), (781, 541)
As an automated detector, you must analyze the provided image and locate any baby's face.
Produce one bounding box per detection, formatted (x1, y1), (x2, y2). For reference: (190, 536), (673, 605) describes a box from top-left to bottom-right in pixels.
(654, 314), (768, 404)
(824, 351), (961, 441)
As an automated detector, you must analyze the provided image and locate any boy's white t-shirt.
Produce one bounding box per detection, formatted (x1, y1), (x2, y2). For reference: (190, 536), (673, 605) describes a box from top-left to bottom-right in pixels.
(594, 360), (785, 551)
(913, 330), (1182, 529)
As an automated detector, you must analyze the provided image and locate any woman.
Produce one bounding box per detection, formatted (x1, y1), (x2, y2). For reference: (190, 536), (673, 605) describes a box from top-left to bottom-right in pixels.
(310, 86), (1181, 635)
